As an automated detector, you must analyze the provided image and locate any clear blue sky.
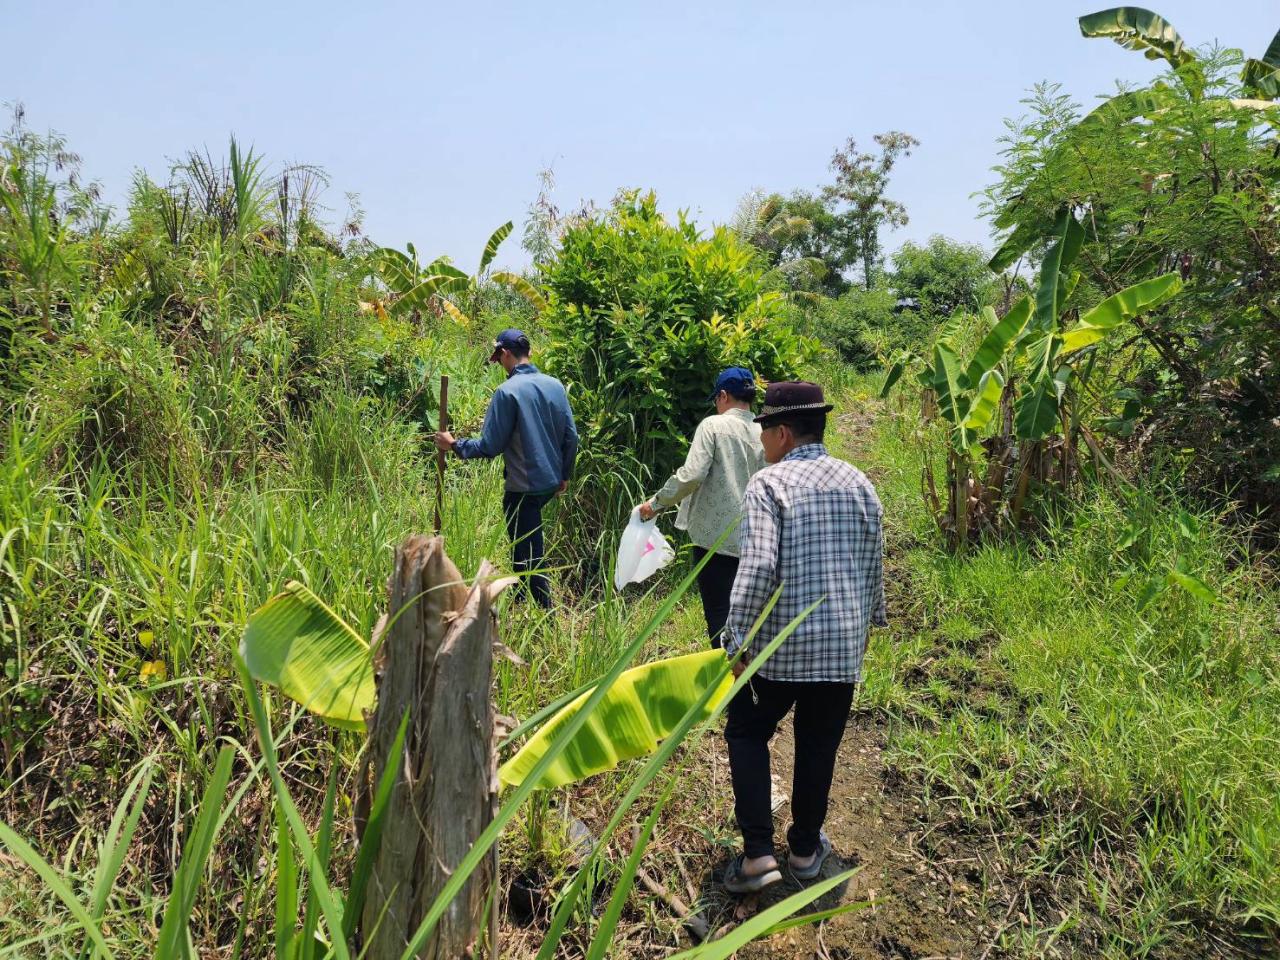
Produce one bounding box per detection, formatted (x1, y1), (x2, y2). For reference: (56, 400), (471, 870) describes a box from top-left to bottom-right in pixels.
(3, 1), (1275, 272)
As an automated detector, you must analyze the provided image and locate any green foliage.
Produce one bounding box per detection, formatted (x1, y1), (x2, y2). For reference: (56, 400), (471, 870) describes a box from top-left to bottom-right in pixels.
(883, 226), (1181, 548)
(744, 132), (918, 296)
(823, 132), (919, 290)
(811, 286), (896, 367)
(540, 190), (817, 515)
(985, 15), (1280, 516)
(890, 235), (998, 329)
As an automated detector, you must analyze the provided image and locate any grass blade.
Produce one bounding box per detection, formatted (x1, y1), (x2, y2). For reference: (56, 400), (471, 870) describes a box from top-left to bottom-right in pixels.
(666, 868), (863, 959)
(299, 750), (340, 959)
(275, 801), (298, 959)
(90, 757), (154, 922)
(0, 821), (115, 959)
(155, 746), (235, 959)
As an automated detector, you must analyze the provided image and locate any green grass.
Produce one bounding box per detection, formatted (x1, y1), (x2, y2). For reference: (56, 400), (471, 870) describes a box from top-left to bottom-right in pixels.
(840, 378), (1280, 958)
(0, 306), (720, 955)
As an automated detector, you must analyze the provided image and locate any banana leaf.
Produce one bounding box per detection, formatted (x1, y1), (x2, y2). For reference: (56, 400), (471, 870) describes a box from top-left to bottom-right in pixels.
(240, 581), (374, 731)
(1014, 374), (1062, 442)
(1079, 7), (1193, 68)
(879, 349), (918, 399)
(498, 649), (733, 790)
(989, 215), (1051, 272)
(491, 271), (549, 313)
(392, 271), (470, 317)
(479, 221), (514, 274)
(964, 297), (1032, 388)
(1061, 272), (1182, 354)
(963, 371), (1005, 434)
(929, 342), (968, 427)
(1034, 211), (1085, 330)
(439, 298), (472, 327)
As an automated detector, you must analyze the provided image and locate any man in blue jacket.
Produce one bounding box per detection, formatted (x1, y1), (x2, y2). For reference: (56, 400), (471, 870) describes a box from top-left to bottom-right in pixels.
(434, 329), (578, 607)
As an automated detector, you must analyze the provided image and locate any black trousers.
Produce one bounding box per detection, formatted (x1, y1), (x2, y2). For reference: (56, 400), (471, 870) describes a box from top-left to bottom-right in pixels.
(724, 676), (855, 859)
(502, 490), (554, 608)
(690, 546), (738, 647)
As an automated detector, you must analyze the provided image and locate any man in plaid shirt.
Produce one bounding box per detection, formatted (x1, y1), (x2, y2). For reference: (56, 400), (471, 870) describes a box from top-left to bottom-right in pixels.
(719, 380), (887, 893)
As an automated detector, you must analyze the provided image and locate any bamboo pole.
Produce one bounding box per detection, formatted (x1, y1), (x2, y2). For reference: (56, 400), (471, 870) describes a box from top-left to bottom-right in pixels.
(435, 374), (449, 535)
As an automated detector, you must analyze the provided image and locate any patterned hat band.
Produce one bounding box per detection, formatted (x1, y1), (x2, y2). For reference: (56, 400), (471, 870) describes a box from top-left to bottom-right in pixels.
(757, 401), (834, 418)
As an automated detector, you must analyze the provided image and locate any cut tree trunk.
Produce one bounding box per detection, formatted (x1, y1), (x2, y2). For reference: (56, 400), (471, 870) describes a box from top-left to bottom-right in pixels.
(359, 535), (498, 959)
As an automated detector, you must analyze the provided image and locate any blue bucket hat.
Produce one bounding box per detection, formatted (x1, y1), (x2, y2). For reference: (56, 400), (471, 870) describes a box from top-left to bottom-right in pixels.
(709, 366), (756, 402)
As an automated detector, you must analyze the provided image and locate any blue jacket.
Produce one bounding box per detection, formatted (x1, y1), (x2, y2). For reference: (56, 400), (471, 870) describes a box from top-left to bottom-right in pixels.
(454, 363), (579, 493)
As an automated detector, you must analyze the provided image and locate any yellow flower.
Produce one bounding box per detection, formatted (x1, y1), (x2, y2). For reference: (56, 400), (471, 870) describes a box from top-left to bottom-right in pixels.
(140, 660), (167, 682)
(138, 630), (154, 649)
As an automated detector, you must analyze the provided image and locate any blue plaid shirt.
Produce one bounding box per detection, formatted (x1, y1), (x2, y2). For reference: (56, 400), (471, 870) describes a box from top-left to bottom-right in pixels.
(723, 443), (887, 682)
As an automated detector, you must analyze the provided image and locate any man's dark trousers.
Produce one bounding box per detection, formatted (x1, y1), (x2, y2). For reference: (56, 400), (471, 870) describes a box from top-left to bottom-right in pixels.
(724, 676), (855, 859)
(502, 490), (555, 608)
(690, 546), (737, 647)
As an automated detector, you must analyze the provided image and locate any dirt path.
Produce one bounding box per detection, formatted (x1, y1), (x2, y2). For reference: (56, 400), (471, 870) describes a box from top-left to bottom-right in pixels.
(668, 405), (1004, 958)
(671, 707), (1001, 960)
(727, 715), (999, 959)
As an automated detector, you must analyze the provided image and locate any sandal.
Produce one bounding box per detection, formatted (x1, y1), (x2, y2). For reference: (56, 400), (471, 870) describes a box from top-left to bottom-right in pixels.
(788, 832), (833, 881)
(723, 854), (782, 894)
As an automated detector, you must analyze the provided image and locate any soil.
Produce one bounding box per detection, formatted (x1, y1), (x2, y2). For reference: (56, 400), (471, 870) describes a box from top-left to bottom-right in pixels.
(679, 714), (1003, 960)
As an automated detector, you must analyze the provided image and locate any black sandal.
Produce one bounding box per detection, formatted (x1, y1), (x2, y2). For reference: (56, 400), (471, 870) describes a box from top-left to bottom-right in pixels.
(723, 854), (782, 894)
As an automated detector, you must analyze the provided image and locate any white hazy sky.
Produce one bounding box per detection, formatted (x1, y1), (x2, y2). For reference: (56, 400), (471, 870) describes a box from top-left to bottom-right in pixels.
(4, 1), (1276, 270)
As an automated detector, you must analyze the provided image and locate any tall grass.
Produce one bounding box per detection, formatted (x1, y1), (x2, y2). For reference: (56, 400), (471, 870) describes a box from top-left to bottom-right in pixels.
(837, 374), (1280, 957)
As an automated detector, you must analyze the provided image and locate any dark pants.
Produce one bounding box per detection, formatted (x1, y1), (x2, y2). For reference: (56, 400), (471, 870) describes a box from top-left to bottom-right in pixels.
(724, 676), (855, 859)
(690, 546), (737, 647)
(502, 490), (554, 608)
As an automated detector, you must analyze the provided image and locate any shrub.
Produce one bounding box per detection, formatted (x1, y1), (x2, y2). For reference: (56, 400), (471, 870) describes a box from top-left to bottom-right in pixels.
(541, 191), (816, 474)
(811, 287), (896, 368)
(538, 191), (817, 580)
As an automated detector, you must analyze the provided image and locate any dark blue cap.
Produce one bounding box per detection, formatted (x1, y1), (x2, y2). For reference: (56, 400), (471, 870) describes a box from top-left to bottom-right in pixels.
(489, 328), (530, 362)
(709, 366), (756, 402)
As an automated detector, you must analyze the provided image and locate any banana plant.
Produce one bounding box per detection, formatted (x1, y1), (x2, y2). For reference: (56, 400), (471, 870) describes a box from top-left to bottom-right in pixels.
(882, 296), (1032, 546)
(370, 220), (546, 323)
(885, 211), (1181, 548)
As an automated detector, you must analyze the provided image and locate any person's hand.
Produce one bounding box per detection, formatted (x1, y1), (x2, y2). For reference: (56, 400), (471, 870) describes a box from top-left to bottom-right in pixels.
(638, 501), (657, 521)
(556, 480), (568, 496)
(731, 660), (745, 679)
(434, 430), (455, 452)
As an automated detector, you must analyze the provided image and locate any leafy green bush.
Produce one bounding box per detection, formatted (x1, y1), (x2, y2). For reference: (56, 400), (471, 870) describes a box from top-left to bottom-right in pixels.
(536, 191), (816, 585)
(890, 236), (997, 330)
(811, 287), (895, 367)
(541, 190), (818, 486)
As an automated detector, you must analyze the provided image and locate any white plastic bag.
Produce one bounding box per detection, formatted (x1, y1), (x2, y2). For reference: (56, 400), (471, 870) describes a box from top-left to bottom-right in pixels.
(614, 508), (675, 591)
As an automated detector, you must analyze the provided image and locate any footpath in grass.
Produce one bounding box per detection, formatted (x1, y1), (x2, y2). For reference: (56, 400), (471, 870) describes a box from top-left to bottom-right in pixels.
(645, 376), (1279, 959)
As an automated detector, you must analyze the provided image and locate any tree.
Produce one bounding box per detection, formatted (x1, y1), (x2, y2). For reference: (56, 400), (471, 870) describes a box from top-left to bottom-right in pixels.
(891, 236), (998, 328)
(728, 189), (827, 293)
(824, 132), (919, 290)
(984, 11), (1280, 517)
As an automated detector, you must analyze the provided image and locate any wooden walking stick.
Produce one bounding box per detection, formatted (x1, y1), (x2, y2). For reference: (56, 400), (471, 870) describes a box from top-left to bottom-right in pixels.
(435, 374), (449, 535)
